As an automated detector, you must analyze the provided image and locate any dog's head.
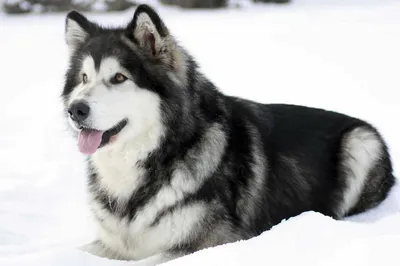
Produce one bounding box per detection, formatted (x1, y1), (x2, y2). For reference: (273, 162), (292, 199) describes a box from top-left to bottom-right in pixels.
(62, 5), (190, 155)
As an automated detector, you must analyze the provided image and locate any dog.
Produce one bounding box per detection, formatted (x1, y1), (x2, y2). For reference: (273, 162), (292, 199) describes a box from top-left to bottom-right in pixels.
(62, 4), (396, 265)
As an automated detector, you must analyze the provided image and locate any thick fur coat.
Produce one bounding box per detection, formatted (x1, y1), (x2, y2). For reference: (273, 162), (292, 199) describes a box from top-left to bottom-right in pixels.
(62, 5), (396, 265)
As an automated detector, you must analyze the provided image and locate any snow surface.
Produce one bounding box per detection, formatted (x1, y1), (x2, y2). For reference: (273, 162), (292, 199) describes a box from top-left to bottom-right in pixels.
(1, 0), (400, 265)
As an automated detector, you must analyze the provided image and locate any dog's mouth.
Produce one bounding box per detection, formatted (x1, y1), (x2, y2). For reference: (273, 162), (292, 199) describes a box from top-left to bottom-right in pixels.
(77, 119), (128, 155)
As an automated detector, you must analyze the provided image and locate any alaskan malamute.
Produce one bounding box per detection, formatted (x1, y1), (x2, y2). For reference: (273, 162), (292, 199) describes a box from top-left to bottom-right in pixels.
(62, 4), (395, 265)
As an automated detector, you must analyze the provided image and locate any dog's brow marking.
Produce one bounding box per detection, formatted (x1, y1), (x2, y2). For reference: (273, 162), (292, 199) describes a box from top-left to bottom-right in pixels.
(68, 55), (97, 104)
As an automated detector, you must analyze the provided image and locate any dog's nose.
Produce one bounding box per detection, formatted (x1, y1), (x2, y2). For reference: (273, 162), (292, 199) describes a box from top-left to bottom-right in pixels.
(68, 101), (90, 122)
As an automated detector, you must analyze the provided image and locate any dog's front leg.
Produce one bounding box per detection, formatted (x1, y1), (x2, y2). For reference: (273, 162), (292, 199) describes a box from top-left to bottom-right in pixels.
(132, 252), (183, 266)
(80, 240), (127, 260)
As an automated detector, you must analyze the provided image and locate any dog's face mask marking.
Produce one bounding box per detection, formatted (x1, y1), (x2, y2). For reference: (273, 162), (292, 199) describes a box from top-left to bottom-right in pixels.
(62, 9), (172, 155)
(66, 55), (162, 155)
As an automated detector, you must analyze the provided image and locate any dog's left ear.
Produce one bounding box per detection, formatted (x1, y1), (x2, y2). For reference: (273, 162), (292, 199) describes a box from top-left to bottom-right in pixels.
(125, 5), (170, 57)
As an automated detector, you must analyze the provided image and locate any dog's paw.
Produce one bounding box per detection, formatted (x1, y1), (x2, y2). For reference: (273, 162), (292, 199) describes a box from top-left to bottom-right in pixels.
(79, 240), (123, 260)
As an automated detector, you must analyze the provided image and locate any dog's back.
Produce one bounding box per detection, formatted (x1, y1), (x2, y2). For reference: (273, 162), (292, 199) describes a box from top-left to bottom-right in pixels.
(226, 101), (394, 228)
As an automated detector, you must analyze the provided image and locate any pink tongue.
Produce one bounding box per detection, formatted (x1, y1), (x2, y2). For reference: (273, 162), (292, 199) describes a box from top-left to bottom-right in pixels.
(78, 130), (104, 155)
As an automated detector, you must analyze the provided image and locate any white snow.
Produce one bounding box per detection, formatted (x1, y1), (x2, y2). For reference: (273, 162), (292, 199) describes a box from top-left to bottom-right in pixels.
(1, 0), (400, 265)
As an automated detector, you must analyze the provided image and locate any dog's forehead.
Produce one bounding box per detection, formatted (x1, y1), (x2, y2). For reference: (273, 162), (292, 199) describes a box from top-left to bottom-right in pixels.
(81, 55), (122, 76)
(80, 34), (128, 68)
(82, 56), (95, 74)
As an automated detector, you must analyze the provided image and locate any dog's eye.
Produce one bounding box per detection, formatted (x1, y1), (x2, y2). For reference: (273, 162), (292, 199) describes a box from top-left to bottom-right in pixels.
(111, 73), (127, 84)
(82, 73), (88, 84)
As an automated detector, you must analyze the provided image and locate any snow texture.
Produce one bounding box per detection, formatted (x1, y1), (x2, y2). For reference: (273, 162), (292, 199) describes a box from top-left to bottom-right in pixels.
(1, 0), (400, 265)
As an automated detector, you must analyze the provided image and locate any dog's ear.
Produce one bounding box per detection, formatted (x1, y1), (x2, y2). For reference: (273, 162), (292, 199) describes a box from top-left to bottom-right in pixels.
(65, 11), (94, 52)
(125, 5), (170, 57)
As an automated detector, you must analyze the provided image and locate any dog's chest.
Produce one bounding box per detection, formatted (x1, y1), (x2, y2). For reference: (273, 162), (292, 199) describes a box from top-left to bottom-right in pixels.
(90, 148), (155, 258)
(89, 149), (206, 260)
(90, 145), (145, 199)
(91, 196), (205, 260)
(92, 199), (167, 259)
(90, 176), (205, 260)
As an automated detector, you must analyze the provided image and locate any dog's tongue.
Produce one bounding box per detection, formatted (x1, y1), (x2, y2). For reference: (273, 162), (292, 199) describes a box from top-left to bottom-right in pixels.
(78, 129), (103, 155)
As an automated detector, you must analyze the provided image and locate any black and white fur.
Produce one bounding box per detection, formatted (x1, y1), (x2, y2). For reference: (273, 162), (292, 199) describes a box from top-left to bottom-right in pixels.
(62, 5), (396, 265)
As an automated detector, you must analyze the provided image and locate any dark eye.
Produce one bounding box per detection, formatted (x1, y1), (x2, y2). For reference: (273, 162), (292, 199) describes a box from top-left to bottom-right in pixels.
(111, 73), (127, 84)
(82, 73), (88, 84)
